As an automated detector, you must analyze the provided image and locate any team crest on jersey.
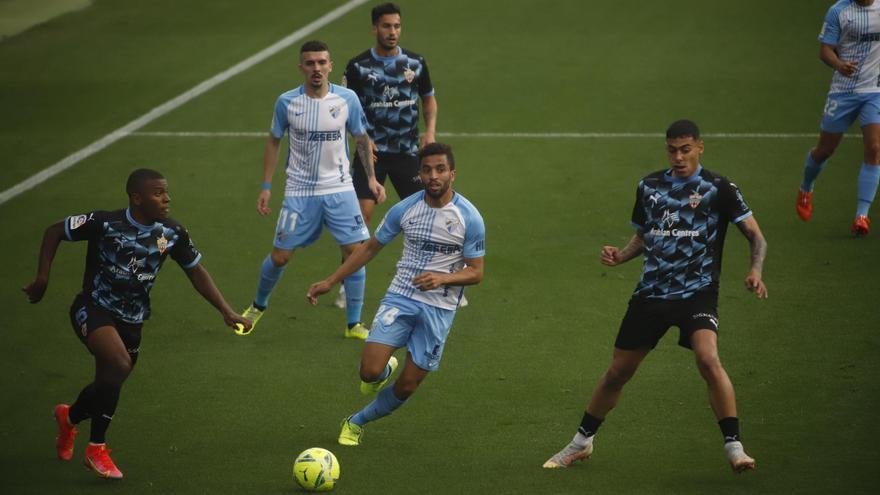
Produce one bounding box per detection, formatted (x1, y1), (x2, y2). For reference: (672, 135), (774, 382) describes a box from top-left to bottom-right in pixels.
(403, 67), (415, 83)
(156, 235), (168, 254)
(445, 218), (460, 233)
(688, 192), (703, 209)
(329, 104), (341, 119)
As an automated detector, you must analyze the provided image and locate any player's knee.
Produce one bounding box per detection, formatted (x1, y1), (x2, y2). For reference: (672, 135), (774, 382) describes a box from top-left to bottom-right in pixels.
(602, 365), (635, 390)
(100, 354), (133, 385)
(695, 354), (723, 379)
(359, 362), (385, 383)
(864, 143), (880, 164)
(270, 250), (292, 266)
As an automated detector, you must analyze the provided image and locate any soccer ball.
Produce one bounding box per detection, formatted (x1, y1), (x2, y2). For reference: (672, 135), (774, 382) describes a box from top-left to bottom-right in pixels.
(293, 447), (340, 492)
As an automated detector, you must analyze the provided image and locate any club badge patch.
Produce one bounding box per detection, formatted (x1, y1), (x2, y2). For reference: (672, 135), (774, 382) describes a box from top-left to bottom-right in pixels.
(689, 192), (703, 209)
(329, 104), (341, 119)
(156, 235), (168, 254)
(403, 67), (415, 83)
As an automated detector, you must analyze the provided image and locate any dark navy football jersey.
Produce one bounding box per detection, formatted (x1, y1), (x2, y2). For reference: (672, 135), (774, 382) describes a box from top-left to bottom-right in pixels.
(630, 166), (752, 300)
(64, 208), (202, 323)
(343, 47), (434, 155)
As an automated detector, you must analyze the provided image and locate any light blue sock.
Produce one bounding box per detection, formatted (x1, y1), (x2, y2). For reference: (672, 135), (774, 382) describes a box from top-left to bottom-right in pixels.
(254, 255), (285, 309)
(344, 266), (365, 326)
(350, 385), (406, 427)
(856, 163), (880, 217)
(801, 151), (827, 193)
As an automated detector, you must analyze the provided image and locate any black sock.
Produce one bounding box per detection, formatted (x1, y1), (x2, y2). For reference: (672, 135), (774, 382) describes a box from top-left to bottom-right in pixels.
(578, 412), (604, 438)
(718, 417), (740, 444)
(69, 383), (97, 425)
(89, 383), (122, 444)
(252, 301), (267, 311)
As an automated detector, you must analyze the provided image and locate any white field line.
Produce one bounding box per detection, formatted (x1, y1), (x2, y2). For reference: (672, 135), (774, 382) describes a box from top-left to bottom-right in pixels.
(128, 130), (862, 139)
(0, 0), (369, 206)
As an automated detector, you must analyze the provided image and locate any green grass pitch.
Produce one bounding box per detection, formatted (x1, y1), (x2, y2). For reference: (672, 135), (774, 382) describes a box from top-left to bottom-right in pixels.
(1, 0), (878, 493)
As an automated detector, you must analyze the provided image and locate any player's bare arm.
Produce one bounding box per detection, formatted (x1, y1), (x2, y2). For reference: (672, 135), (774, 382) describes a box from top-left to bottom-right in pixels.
(22, 221), (66, 303)
(420, 95), (438, 148)
(413, 257), (483, 291)
(257, 135), (282, 216)
(820, 43), (858, 77)
(600, 233), (645, 267)
(307, 237), (386, 304)
(356, 133), (386, 203)
(736, 216), (768, 299)
(185, 264), (253, 330)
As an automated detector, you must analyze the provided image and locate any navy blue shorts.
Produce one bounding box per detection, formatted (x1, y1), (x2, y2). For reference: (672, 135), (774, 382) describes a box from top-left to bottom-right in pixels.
(615, 291), (719, 350)
(69, 293), (142, 365)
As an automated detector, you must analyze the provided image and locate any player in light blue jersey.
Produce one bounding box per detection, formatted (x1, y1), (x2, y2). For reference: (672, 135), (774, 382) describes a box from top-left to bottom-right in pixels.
(235, 41), (387, 339)
(306, 142), (485, 446)
(798, 0), (880, 236)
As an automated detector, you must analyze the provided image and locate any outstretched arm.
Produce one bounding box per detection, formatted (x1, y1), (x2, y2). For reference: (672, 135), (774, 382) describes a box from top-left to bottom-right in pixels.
(412, 256), (483, 291)
(185, 264), (252, 331)
(307, 237), (385, 304)
(257, 135), (281, 216)
(736, 216), (768, 298)
(600, 233), (645, 267)
(22, 221), (66, 303)
(356, 134), (386, 204)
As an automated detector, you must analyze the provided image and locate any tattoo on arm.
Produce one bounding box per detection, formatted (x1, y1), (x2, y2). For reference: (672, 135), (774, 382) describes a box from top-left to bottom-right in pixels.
(356, 135), (375, 180)
(618, 234), (645, 262)
(739, 220), (767, 273)
(748, 232), (767, 273)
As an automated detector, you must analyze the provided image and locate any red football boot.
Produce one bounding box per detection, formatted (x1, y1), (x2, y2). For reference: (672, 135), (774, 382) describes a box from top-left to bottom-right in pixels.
(53, 404), (77, 461)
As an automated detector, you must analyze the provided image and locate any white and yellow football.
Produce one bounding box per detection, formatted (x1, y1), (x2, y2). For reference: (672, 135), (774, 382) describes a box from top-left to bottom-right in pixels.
(293, 447), (340, 492)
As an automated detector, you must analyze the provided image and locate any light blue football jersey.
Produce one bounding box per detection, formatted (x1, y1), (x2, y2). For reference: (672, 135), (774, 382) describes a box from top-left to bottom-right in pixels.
(820, 0), (880, 94)
(271, 83), (369, 196)
(374, 191), (485, 310)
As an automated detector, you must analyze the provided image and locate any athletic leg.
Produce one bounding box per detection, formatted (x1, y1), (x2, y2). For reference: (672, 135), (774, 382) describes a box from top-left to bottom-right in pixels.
(340, 242), (367, 335)
(691, 329), (755, 473)
(81, 325), (133, 479)
(798, 131), (844, 221)
(543, 347), (650, 468)
(853, 124), (880, 234)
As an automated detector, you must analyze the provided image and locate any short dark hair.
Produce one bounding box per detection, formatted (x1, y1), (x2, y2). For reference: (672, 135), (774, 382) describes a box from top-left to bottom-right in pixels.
(126, 168), (164, 196)
(418, 142), (455, 169)
(372, 2), (401, 24)
(666, 119), (701, 140)
(300, 40), (329, 54)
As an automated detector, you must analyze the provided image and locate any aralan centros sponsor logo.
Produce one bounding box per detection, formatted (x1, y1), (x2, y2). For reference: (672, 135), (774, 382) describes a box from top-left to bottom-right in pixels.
(368, 98), (417, 109)
(650, 209), (701, 238)
(649, 227), (701, 238)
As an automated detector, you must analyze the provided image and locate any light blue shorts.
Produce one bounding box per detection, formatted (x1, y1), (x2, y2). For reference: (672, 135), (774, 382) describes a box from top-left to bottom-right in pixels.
(273, 191), (369, 250)
(366, 293), (457, 372)
(820, 92), (880, 133)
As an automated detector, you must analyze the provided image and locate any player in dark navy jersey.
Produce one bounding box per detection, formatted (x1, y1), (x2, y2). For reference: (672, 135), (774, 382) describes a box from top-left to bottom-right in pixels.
(342, 2), (437, 225)
(337, 2), (440, 309)
(22, 168), (250, 480)
(544, 120), (768, 474)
